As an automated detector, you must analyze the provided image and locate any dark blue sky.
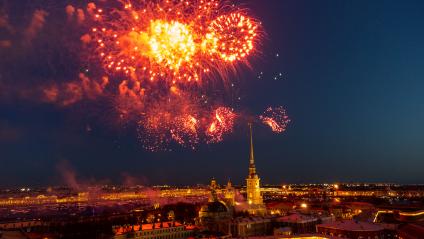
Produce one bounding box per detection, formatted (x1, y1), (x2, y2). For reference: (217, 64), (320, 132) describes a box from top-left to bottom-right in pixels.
(1, 0), (424, 187)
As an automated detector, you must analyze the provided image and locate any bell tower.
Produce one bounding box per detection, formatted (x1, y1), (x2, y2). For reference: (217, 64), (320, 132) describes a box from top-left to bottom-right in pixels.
(224, 179), (235, 206)
(245, 123), (266, 215)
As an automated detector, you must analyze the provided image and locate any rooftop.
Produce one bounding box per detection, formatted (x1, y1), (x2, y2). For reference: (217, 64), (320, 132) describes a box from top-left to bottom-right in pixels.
(317, 220), (384, 232)
(277, 213), (317, 223)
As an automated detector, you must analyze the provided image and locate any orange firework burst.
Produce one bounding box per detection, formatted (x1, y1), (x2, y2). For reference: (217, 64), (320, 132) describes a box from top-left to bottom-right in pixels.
(90, 0), (260, 84)
(260, 106), (291, 133)
(136, 90), (237, 150)
(136, 93), (201, 150)
(206, 107), (237, 143)
(81, 0), (262, 149)
(209, 13), (256, 62)
(73, 0), (290, 150)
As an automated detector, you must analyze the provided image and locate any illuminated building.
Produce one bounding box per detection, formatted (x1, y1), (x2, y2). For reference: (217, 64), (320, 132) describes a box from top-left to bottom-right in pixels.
(112, 221), (195, 239)
(222, 179), (236, 217)
(246, 124), (266, 215)
(273, 227), (292, 237)
(229, 216), (272, 237)
(210, 178), (219, 190)
(197, 179), (232, 234)
(374, 209), (424, 223)
(223, 180), (236, 207)
(276, 213), (319, 234)
(0, 220), (47, 230)
(267, 202), (295, 216)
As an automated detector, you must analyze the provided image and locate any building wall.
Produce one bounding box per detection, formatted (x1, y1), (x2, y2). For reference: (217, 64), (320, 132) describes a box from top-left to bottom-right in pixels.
(0, 220), (46, 229)
(113, 225), (194, 239)
(230, 219), (272, 237)
(276, 221), (318, 234)
(246, 177), (263, 206)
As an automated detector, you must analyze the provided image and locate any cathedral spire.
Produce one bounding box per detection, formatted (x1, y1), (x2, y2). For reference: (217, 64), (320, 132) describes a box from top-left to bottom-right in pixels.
(249, 123), (254, 165)
(248, 123), (256, 177)
(245, 123), (265, 215)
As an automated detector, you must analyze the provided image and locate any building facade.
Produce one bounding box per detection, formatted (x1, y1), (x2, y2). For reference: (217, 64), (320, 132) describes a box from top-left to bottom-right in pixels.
(223, 180), (235, 207)
(112, 222), (195, 239)
(229, 216), (272, 237)
(197, 179), (232, 234)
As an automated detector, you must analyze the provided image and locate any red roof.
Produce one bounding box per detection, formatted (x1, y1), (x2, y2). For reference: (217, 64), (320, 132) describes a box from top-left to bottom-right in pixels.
(266, 202), (294, 209)
(114, 221), (189, 235)
(318, 220), (384, 232)
(277, 213), (317, 223)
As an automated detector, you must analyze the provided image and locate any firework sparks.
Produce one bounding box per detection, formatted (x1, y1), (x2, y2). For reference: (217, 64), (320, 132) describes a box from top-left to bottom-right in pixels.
(206, 107), (237, 143)
(137, 96), (237, 150)
(57, 0), (289, 150)
(80, 0), (264, 149)
(209, 13), (257, 62)
(259, 106), (290, 133)
(90, 0), (260, 83)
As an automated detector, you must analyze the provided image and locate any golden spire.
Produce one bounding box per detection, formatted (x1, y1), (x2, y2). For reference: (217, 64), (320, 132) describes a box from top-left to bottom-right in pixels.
(249, 123), (254, 164)
(248, 123), (256, 177)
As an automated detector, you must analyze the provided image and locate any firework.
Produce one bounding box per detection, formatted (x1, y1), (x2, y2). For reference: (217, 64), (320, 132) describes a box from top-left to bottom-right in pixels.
(206, 107), (237, 143)
(81, 0), (263, 149)
(68, 0), (290, 150)
(209, 13), (257, 62)
(137, 93), (237, 150)
(259, 106), (290, 133)
(90, 0), (260, 84)
(137, 93), (201, 150)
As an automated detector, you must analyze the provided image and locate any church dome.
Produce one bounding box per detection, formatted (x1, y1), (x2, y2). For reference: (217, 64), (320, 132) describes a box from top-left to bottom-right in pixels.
(200, 201), (228, 213)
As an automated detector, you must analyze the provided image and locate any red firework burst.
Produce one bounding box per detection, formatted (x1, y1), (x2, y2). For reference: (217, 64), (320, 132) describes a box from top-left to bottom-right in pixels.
(260, 106), (291, 133)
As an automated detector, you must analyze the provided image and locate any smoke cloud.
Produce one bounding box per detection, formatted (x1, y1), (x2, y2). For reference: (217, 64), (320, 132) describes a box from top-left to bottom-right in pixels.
(24, 10), (48, 44)
(87, 3), (97, 15)
(56, 160), (81, 191)
(76, 8), (85, 24)
(0, 40), (11, 48)
(42, 73), (109, 106)
(65, 5), (75, 19)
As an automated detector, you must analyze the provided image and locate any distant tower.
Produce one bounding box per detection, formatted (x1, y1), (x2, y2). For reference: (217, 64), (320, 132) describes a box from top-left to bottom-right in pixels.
(209, 178), (219, 202)
(224, 179), (235, 207)
(210, 177), (218, 190)
(246, 123), (266, 215)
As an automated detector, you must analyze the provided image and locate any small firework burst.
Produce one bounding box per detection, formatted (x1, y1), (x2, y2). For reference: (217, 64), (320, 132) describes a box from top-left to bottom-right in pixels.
(206, 107), (237, 143)
(260, 106), (290, 133)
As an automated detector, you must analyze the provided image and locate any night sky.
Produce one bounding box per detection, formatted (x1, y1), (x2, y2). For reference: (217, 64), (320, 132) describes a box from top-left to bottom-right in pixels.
(1, 0), (424, 187)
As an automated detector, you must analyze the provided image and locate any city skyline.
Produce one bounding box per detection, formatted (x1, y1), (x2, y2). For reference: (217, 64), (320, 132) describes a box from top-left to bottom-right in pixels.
(1, 0), (424, 187)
